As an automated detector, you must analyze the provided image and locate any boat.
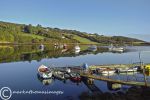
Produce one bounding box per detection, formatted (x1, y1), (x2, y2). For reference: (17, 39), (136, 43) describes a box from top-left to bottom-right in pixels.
(99, 68), (116, 75)
(53, 71), (65, 80)
(107, 82), (121, 91)
(63, 44), (67, 49)
(74, 45), (80, 50)
(70, 73), (81, 82)
(37, 74), (53, 85)
(38, 65), (52, 79)
(109, 44), (124, 52)
(116, 67), (138, 73)
(66, 68), (71, 73)
(39, 44), (44, 51)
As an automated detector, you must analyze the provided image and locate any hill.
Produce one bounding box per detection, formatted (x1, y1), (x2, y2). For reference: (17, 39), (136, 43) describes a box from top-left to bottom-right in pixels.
(0, 21), (146, 45)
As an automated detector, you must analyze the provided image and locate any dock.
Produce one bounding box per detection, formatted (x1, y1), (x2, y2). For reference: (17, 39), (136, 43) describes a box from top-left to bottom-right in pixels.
(80, 73), (150, 87)
(49, 63), (150, 87)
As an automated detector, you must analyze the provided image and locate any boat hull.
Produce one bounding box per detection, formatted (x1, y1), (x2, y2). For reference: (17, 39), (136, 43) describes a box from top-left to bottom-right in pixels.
(38, 65), (52, 79)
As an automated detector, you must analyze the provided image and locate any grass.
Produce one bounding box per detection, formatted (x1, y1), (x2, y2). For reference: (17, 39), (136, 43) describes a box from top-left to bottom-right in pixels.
(21, 34), (45, 39)
(73, 35), (98, 44)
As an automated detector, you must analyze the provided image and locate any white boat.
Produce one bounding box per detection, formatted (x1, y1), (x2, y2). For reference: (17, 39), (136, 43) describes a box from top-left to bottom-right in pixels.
(39, 44), (44, 51)
(116, 67), (138, 73)
(38, 65), (52, 79)
(66, 68), (71, 73)
(99, 69), (116, 75)
(101, 70), (115, 74)
(37, 74), (53, 85)
(75, 49), (80, 54)
(74, 45), (80, 50)
(109, 44), (124, 52)
(109, 47), (124, 52)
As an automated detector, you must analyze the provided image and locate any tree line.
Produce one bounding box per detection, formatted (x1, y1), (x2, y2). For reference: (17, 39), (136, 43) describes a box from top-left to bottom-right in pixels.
(0, 21), (144, 44)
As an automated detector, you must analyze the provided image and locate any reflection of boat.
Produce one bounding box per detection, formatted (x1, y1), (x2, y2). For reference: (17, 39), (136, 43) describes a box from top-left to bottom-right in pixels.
(75, 49), (80, 54)
(37, 74), (53, 85)
(61, 49), (68, 53)
(63, 44), (67, 49)
(57, 44), (67, 49)
(109, 44), (124, 52)
(88, 45), (97, 51)
(38, 65), (52, 79)
(107, 82), (121, 91)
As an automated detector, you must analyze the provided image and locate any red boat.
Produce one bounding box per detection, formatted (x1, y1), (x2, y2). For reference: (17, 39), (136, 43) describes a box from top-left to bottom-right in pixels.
(70, 73), (81, 82)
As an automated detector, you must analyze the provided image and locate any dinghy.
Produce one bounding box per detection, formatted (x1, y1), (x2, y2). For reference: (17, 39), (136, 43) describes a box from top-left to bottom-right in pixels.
(38, 65), (52, 79)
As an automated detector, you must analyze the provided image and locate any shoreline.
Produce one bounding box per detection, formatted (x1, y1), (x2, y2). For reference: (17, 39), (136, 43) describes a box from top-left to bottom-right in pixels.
(0, 42), (150, 46)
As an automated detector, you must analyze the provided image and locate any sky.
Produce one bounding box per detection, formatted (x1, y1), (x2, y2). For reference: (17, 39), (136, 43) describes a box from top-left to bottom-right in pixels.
(0, 0), (150, 41)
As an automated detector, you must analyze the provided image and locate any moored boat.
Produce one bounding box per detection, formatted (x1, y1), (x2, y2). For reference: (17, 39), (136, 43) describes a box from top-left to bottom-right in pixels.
(70, 73), (81, 82)
(116, 67), (138, 73)
(99, 68), (116, 75)
(74, 45), (80, 50)
(38, 65), (52, 79)
(39, 44), (44, 51)
(53, 71), (66, 80)
(109, 44), (124, 52)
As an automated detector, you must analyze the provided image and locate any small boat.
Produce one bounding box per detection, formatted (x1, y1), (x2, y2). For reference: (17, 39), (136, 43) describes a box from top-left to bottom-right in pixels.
(39, 44), (44, 49)
(99, 68), (116, 75)
(116, 67), (138, 73)
(37, 74), (53, 85)
(39, 44), (44, 51)
(38, 65), (52, 79)
(74, 45), (80, 50)
(53, 71), (65, 80)
(63, 44), (67, 49)
(70, 73), (81, 81)
(109, 44), (124, 52)
(66, 68), (71, 73)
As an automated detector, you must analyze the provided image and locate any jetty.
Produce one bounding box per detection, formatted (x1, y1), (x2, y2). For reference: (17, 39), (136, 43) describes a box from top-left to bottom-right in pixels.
(80, 73), (150, 87)
(48, 63), (150, 87)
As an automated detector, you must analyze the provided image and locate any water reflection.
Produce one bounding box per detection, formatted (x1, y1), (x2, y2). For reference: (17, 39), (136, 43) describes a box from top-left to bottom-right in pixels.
(0, 45), (149, 64)
(37, 74), (53, 85)
(36, 69), (150, 100)
(79, 86), (150, 100)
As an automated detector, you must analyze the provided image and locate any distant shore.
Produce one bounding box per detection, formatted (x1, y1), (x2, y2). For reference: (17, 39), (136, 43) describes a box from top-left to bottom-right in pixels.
(0, 42), (150, 46)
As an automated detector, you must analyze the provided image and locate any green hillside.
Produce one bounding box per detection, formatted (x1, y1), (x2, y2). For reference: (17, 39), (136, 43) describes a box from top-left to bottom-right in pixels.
(72, 35), (97, 44)
(0, 21), (146, 45)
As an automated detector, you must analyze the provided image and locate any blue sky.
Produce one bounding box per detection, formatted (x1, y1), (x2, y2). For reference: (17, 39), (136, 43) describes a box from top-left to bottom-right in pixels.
(0, 0), (150, 41)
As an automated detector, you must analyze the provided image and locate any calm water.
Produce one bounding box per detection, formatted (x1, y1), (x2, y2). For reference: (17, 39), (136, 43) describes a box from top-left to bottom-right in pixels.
(0, 45), (150, 100)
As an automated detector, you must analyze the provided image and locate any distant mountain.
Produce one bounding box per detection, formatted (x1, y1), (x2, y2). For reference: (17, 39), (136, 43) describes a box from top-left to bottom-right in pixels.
(0, 21), (146, 45)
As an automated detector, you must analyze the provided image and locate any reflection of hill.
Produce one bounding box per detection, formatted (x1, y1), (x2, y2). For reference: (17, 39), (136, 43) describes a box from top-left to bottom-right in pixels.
(0, 45), (131, 63)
